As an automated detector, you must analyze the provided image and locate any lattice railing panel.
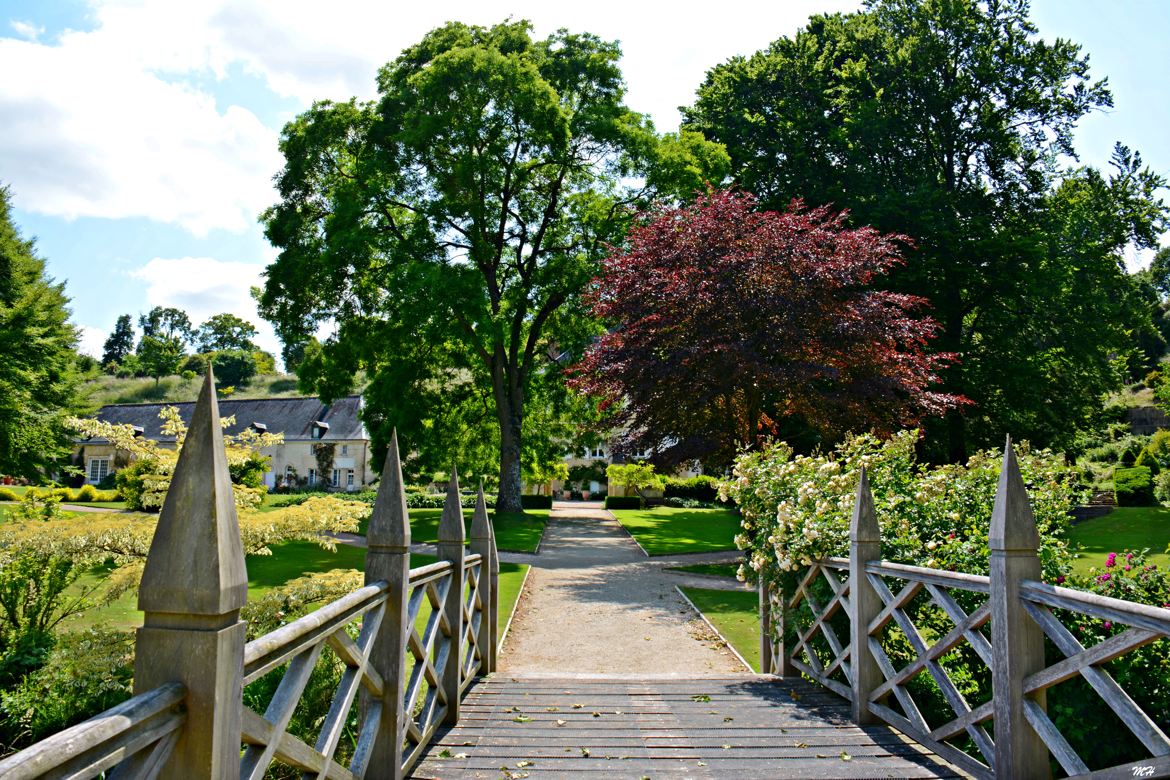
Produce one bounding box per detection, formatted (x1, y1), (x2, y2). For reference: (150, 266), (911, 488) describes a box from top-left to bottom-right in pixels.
(460, 555), (485, 692)
(401, 561), (455, 773)
(1015, 580), (1170, 777)
(785, 558), (853, 699)
(861, 563), (995, 779)
(240, 582), (391, 780)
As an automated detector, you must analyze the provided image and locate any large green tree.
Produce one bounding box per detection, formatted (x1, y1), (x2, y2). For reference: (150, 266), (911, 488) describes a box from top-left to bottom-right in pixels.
(0, 186), (80, 479)
(684, 0), (1166, 459)
(259, 20), (727, 510)
(100, 314), (135, 369)
(195, 312), (259, 352)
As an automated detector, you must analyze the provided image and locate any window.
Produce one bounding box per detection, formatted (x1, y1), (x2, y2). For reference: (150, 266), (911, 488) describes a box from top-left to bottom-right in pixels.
(88, 457), (110, 484)
(331, 469), (341, 488)
(340, 444), (348, 456)
(591, 446), (606, 458)
(347, 471), (354, 488)
(308, 468), (317, 486)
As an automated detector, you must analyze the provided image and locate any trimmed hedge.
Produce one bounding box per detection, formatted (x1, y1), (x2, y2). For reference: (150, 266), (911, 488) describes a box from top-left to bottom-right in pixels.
(520, 494), (553, 510)
(664, 475), (721, 503)
(605, 495), (643, 510)
(1115, 466), (1155, 507)
(0, 487), (18, 502)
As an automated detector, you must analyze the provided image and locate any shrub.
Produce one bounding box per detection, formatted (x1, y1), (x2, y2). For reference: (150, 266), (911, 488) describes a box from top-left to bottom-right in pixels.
(1114, 466), (1154, 506)
(75, 484), (97, 502)
(520, 494), (553, 510)
(662, 496), (713, 509)
(605, 462), (663, 498)
(664, 475), (722, 503)
(0, 629), (133, 748)
(605, 495), (642, 510)
(0, 487), (18, 502)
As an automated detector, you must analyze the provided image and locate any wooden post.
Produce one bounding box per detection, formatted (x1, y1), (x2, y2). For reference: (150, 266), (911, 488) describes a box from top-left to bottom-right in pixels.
(437, 469), (465, 724)
(758, 580), (774, 675)
(849, 468), (882, 725)
(989, 437), (1051, 779)
(469, 484), (495, 674)
(133, 368), (247, 779)
(487, 506), (500, 670)
(363, 430), (411, 780)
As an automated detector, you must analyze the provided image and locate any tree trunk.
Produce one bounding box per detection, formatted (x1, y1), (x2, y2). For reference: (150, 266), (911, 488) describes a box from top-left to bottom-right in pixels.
(492, 354), (526, 514)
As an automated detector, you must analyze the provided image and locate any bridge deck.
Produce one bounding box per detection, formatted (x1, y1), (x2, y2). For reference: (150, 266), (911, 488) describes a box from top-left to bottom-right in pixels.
(411, 675), (961, 779)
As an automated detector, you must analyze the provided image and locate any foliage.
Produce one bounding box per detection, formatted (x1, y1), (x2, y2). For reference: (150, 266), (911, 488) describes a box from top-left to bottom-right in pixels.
(137, 306), (193, 347)
(0, 185), (81, 480)
(1113, 466), (1154, 507)
(684, 0), (1167, 461)
(100, 314), (135, 370)
(664, 475), (723, 503)
(0, 629), (133, 749)
(724, 431), (1080, 586)
(69, 405), (280, 511)
(605, 462), (664, 498)
(519, 494), (552, 510)
(258, 19), (729, 512)
(605, 495), (642, 510)
(196, 312), (259, 353)
(573, 189), (958, 470)
(135, 334), (183, 385)
(8, 490), (63, 523)
(208, 348), (258, 388)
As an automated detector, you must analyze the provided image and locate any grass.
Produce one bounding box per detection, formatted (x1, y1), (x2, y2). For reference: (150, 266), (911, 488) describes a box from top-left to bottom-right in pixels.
(1067, 506), (1170, 575)
(79, 373), (309, 408)
(609, 506), (740, 556)
(666, 562), (741, 579)
(357, 508), (549, 554)
(679, 586), (759, 672)
(69, 539), (529, 639)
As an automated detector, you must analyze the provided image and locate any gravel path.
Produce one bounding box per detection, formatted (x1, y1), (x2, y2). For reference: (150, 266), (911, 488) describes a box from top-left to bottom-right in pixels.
(499, 503), (748, 676)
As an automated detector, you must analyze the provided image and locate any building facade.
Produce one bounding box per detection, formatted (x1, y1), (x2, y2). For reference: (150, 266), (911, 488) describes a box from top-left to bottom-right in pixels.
(75, 396), (373, 491)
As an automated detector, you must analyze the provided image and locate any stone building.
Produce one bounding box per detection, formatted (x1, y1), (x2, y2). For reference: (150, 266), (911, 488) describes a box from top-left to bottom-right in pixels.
(75, 395), (372, 491)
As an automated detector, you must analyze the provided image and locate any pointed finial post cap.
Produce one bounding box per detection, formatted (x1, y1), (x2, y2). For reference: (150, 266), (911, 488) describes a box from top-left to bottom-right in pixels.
(138, 366), (247, 618)
(850, 467), (880, 544)
(438, 465), (464, 543)
(989, 435), (1040, 552)
(470, 481), (491, 541)
(368, 429), (411, 550)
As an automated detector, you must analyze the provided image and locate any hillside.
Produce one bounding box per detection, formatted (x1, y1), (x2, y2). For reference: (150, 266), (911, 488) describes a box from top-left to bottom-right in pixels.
(79, 373), (306, 410)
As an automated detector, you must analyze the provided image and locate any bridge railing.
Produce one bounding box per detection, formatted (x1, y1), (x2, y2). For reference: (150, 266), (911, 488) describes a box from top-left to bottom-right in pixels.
(760, 442), (1170, 779)
(0, 371), (498, 780)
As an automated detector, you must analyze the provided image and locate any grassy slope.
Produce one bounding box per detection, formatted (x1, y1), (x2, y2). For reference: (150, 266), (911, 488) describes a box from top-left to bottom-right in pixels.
(610, 507), (740, 556)
(70, 541), (529, 638)
(680, 586), (759, 672)
(79, 373), (307, 409)
(1067, 507), (1170, 575)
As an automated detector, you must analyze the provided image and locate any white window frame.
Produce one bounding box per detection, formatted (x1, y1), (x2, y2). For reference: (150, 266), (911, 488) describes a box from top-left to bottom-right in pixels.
(87, 457), (110, 484)
(308, 468), (316, 486)
(340, 444), (348, 455)
(331, 469), (341, 488)
(591, 446), (606, 459)
(347, 471), (354, 489)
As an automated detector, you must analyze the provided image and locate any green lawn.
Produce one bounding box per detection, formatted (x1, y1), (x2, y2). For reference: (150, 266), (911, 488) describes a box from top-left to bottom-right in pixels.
(680, 586), (759, 672)
(1067, 506), (1170, 575)
(68, 540), (529, 640)
(357, 508), (549, 554)
(666, 562), (741, 579)
(610, 507), (740, 556)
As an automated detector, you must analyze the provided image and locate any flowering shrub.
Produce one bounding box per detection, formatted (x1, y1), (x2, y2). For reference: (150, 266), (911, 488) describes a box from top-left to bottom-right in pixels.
(723, 430), (1081, 588)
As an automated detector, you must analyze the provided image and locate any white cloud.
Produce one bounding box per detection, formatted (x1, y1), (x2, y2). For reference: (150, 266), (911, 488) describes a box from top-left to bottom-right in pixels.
(9, 20), (43, 41)
(130, 256), (280, 357)
(76, 324), (107, 358)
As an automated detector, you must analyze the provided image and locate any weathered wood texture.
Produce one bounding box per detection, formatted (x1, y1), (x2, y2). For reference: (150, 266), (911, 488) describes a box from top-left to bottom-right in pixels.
(772, 438), (1170, 778)
(411, 675), (960, 779)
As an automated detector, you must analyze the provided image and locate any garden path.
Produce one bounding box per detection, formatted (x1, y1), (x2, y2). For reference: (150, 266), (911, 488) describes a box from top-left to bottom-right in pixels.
(499, 502), (747, 675)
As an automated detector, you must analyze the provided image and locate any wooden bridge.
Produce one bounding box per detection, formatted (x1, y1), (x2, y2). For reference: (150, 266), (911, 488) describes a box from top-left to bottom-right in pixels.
(2, 372), (1168, 779)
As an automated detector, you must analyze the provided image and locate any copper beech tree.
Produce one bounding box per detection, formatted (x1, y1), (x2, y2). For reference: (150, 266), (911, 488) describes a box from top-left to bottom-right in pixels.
(572, 189), (961, 469)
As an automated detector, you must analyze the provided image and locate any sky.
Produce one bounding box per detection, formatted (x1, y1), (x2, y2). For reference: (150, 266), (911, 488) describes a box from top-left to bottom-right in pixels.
(1, 0), (1168, 361)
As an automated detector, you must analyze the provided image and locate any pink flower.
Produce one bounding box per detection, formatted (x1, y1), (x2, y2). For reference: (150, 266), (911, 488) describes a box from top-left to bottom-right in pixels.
(1055, 575), (1066, 585)
(1125, 565), (1132, 571)
(1098, 573), (1112, 583)
(1103, 621), (1113, 631)
(1126, 552), (1134, 561)
(1106, 553), (1117, 568)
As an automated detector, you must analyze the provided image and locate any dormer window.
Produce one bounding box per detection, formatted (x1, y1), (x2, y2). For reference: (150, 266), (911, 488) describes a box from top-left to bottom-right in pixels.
(131, 425), (144, 438)
(252, 422), (267, 433)
(312, 421), (330, 439)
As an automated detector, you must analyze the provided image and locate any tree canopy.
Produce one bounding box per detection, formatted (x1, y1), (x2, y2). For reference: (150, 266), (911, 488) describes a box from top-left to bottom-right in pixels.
(259, 20), (727, 509)
(196, 313), (259, 353)
(100, 314), (134, 369)
(0, 186), (80, 479)
(684, 0), (1166, 459)
(573, 188), (957, 469)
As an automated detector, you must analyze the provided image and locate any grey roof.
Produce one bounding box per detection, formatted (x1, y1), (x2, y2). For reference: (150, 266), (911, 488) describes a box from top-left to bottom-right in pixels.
(85, 396), (366, 443)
